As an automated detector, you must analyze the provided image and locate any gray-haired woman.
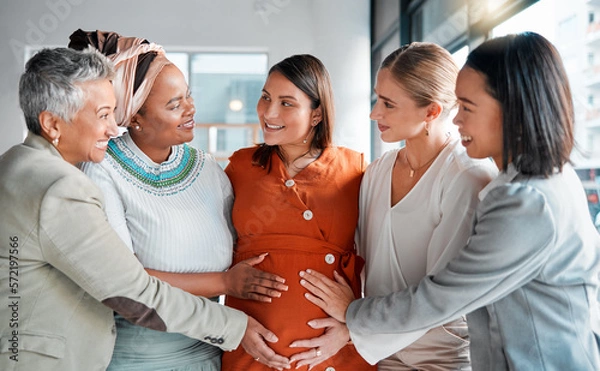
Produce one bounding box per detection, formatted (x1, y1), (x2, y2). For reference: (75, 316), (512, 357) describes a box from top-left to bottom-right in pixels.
(0, 47), (291, 371)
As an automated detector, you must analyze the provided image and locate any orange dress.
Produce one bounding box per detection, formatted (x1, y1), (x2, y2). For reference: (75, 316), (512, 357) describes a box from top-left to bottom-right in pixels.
(222, 146), (375, 371)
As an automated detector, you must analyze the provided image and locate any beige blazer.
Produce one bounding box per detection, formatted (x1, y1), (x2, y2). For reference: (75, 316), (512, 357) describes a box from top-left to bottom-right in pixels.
(0, 134), (247, 370)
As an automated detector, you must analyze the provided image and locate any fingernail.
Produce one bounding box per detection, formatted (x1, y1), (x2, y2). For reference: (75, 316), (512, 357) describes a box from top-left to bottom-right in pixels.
(300, 279), (306, 285)
(299, 271), (305, 277)
(307, 320), (315, 327)
(306, 269), (312, 273)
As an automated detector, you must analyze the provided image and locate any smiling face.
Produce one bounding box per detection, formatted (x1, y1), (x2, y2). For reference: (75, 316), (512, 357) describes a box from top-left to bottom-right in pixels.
(130, 64), (196, 161)
(370, 68), (430, 143)
(453, 66), (504, 168)
(256, 71), (320, 149)
(56, 78), (118, 164)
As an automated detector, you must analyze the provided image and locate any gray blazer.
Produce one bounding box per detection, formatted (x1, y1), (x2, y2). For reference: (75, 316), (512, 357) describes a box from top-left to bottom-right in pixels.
(347, 165), (600, 370)
(0, 134), (247, 370)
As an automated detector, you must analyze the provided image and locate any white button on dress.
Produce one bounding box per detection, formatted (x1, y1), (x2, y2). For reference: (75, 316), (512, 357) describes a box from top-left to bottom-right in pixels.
(325, 253), (336, 264)
(303, 210), (313, 220)
(285, 179), (295, 187)
(325, 367), (335, 371)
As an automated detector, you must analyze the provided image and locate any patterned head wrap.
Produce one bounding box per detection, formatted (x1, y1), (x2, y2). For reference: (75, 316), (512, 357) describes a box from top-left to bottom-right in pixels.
(68, 29), (172, 127)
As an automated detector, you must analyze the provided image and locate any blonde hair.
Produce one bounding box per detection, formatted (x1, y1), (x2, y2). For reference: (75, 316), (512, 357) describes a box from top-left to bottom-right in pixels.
(381, 42), (459, 119)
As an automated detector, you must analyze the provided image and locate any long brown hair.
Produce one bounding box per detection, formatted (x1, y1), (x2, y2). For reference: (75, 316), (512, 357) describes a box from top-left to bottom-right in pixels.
(252, 54), (334, 170)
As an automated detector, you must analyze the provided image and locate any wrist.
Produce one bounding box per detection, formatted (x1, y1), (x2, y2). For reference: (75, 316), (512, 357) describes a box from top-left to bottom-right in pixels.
(221, 270), (231, 296)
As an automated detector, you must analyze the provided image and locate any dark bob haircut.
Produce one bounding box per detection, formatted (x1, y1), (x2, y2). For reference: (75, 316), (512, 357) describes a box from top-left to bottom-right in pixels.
(465, 32), (574, 176)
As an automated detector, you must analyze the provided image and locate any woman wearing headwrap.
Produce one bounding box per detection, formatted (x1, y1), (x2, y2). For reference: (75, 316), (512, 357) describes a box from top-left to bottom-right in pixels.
(69, 30), (289, 371)
(0, 46), (285, 371)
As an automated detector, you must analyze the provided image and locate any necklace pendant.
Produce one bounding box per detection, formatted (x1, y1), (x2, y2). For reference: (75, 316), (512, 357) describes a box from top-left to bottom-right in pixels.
(409, 169), (415, 177)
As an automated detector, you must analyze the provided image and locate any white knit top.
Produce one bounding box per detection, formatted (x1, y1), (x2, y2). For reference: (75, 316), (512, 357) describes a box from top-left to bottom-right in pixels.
(80, 133), (234, 273)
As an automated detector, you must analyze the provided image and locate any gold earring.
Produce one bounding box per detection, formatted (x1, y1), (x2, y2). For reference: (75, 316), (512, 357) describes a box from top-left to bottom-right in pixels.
(303, 126), (314, 144)
(425, 126), (429, 136)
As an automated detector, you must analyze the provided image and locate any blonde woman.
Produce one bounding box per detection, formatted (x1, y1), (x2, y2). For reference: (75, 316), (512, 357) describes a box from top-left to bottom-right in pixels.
(294, 43), (496, 370)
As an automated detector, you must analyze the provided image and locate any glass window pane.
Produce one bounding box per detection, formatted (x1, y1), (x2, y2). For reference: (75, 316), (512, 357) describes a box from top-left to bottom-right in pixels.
(416, 0), (468, 46)
(451, 45), (469, 68)
(373, 0), (400, 43)
(187, 53), (268, 167)
(166, 53), (189, 82)
(371, 32), (401, 161)
(491, 0), (557, 39)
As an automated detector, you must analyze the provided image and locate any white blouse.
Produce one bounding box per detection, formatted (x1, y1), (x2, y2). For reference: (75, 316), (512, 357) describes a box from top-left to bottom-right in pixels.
(352, 138), (498, 363)
(80, 133), (234, 273)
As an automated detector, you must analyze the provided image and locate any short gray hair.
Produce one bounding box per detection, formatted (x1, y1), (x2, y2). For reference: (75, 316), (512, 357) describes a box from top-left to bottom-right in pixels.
(19, 47), (114, 135)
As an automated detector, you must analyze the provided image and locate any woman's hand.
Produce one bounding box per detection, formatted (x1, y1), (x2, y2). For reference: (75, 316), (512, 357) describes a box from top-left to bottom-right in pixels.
(299, 269), (355, 322)
(225, 253), (288, 302)
(241, 315), (291, 370)
(288, 317), (350, 370)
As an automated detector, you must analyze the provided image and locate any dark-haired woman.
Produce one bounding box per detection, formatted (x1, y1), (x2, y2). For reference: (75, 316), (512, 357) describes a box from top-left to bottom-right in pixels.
(222, 54), (374, 371)
(299, 32), (600, 370)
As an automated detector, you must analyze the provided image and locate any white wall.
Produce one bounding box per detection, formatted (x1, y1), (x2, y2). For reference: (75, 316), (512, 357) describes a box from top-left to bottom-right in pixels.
(0, 0), (371, 158)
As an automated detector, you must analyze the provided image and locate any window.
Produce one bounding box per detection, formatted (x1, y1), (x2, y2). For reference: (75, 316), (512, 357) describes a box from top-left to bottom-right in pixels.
(451, 45), (469, 68)
(167, 52), (268, 167)
(369, 0), (472, 161)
